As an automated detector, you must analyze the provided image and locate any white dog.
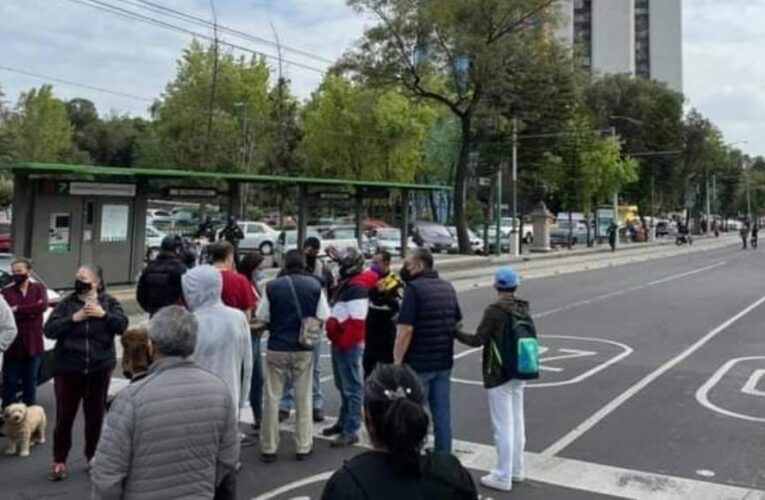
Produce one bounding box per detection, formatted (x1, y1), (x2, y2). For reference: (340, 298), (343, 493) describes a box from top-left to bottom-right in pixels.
(2, 403), (47, 457)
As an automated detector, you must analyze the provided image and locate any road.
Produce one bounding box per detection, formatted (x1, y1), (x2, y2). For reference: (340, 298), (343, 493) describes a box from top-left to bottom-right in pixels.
(4, 239), (765, 499)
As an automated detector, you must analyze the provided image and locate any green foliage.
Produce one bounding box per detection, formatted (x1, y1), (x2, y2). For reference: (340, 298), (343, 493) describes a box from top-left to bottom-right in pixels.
(8, 85), (74, 162)
(139, 40), (271, 172)
(262, 78), (305, 176)
(301, 74), (438, 182)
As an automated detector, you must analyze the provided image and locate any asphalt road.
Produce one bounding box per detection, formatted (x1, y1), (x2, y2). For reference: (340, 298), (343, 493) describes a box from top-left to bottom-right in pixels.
(5, 240), (765, 499)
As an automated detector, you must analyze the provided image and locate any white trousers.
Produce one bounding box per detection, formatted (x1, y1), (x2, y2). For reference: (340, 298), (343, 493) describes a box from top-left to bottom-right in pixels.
(488, 379), (525, 482)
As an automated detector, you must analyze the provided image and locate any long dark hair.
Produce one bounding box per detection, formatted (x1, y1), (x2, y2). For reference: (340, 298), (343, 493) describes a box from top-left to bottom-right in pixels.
(364, 364), (429, 476)
(238, 251), (264, 280)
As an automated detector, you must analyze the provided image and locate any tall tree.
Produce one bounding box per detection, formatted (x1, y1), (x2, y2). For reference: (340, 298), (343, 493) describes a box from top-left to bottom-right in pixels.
(341, 0), (560, 253)
(8, 85), (74, 162)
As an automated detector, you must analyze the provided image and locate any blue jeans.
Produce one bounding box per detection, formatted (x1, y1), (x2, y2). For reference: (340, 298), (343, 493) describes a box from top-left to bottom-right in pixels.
(2, 355), (43, 409)
(418, 369), (453, 453)
(332, 345), (364, 436)
(249, 335), (263, 422)
(280, 337), (324, 412)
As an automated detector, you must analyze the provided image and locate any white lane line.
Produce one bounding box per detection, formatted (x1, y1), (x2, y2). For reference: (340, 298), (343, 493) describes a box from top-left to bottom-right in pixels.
(454, 347), (482, 360)
(250, 413), (765, 500)
(695, 356), (765, 423)
(541, 292), (765, 458)
(645, 261), (727, 286)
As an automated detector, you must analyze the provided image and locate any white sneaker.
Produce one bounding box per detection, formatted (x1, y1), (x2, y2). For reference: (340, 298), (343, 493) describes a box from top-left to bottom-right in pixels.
(512, 474), (526, 483)
(480, 474), (512, 492)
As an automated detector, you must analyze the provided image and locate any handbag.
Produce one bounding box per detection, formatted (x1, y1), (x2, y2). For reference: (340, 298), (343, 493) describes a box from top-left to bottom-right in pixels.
(286, 276), (322, 349)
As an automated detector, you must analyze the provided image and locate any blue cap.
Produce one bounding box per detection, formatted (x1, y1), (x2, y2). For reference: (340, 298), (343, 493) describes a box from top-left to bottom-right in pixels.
(494, 267), (520, 290)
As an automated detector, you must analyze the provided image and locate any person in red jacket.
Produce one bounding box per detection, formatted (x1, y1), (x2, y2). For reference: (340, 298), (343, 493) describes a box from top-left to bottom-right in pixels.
(2, 258), (48, 409)
(323, 247), (377, 448)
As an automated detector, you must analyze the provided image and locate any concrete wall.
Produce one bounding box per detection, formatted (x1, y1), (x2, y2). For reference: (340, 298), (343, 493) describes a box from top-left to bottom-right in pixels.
(591, 0), (635, 77)
(553, 0), (575, 46)
(649, 0), (683, 93)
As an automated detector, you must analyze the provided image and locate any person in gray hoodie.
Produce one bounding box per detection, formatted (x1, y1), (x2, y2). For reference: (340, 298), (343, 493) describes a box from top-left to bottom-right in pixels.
(182, 264), (252, 412)
(90, 305), (239, 500)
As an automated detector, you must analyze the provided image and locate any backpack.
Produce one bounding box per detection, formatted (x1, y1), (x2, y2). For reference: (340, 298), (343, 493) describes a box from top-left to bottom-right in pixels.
(493, 310), (540, 380)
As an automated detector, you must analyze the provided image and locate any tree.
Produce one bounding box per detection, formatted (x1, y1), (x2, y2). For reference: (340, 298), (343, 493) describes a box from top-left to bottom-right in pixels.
(585, 74), (684, 215)
(8, 85), (74, 162)
(341, 0), (560, 253)
(140, 41), (271, 172)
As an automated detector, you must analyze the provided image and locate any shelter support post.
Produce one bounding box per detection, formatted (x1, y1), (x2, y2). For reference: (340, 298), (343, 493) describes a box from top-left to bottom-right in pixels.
(400, 189), (410, 259)
(297, 183), (308, 250)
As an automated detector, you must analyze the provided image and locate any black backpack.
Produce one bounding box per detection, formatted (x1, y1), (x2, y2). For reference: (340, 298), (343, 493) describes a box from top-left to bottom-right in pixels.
(494, 311), (540, 380)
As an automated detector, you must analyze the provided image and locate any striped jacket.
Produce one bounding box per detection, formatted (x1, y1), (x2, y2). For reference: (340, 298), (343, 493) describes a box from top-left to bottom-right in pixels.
(326, 270), (378, 351)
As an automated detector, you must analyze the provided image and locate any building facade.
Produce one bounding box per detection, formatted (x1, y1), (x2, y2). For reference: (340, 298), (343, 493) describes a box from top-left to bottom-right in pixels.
(556, 0), (682, 93)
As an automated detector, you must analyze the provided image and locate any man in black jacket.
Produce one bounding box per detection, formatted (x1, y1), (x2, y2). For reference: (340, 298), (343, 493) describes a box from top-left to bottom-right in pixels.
(363, 250), (402, 379)
(136, 235), (188, 316)
(394, 248), (462, 454)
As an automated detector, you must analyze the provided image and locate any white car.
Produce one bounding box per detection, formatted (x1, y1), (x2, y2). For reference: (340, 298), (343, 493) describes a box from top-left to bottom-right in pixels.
(237, 221), (279, 255)
(447, 226), (485, 255)
(145, 225), (166, 260)
(147, 209), (172, 223)
(320, 226), (361, 255)
(369, 228), (418, 255)
(501, 218), (534, 244)
(273, 229), (321, 268)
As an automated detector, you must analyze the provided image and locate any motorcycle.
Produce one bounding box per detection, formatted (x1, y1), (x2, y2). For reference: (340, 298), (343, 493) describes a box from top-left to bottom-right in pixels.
(676, 234), (693, 246)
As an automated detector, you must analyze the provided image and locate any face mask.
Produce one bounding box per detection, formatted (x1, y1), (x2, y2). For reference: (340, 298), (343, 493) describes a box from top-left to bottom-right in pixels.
(74, 279), (92, 295)
(306, 253), (317, 267)
(399, 266), (413, 283)
(253, 270), (266, 283)
(370, 263), (385, 277)
(12, 274), (29, 285)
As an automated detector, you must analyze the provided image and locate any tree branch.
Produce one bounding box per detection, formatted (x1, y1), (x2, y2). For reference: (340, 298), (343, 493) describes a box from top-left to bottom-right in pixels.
(487, 0), (559, 45)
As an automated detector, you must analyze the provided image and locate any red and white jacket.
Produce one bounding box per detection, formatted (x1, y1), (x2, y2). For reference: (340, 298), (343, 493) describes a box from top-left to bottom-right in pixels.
(326, 270), (378, 352)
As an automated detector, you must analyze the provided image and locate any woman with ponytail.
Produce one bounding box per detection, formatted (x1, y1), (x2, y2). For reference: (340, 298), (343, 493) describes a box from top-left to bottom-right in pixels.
(321, 364), (477, 499)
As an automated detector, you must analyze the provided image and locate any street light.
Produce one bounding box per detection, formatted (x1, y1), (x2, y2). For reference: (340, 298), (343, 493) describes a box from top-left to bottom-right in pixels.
(728, 141), (750, 223)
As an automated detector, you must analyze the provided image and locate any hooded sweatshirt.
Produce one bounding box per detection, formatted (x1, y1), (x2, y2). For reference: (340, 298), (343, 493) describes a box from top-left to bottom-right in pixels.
(182, 265), (252, 409)
(455, 296), (532, 389)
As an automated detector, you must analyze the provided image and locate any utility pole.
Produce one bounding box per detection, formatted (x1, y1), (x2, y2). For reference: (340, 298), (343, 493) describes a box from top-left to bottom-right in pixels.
(611, 126), (619, 250)
(705, 172), (712, 234)
(746, 164), (752, 223)
(649, 171), (655, 242)
(495, 166), (502, 257)
(511, 119), (519, 257)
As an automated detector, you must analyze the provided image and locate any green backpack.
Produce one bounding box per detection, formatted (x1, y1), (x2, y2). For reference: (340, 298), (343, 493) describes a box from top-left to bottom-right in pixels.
(493, 311), (540, 380)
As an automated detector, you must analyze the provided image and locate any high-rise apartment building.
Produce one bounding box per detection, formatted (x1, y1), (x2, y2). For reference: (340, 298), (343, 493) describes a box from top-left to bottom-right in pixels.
(555, 0), (683, 92)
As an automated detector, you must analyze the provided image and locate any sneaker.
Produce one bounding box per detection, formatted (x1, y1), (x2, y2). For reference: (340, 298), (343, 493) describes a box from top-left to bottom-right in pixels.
(296, 449), (313, 461)
(49, 463), (68, 482)
(330, 434), (359, 448)
(261, 453), (277, 464)
(278, 410), (290, 422)
(321, 424), (343, 437)
(512, 474), (526, 483)
(480, 474), (512, 492)
(240, 436), (257, 448)
(313, 408), (325, 423)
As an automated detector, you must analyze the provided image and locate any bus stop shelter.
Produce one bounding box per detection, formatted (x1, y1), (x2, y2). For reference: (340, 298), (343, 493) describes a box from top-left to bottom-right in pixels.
(4, 162), (448, 289)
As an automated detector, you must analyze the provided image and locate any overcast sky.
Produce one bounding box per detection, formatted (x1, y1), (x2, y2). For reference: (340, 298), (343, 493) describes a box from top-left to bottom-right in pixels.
(0, 0), (762, 156)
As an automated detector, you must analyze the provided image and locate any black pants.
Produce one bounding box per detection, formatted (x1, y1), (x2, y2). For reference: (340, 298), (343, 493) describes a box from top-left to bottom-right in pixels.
(363, 310), (396, 379)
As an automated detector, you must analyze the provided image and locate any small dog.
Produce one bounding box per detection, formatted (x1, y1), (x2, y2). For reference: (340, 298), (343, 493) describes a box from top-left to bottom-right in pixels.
(2, 403), (47, 457)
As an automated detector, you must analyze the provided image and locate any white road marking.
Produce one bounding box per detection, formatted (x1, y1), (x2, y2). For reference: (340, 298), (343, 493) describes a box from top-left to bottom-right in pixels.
(645, 261), (727, 286)
(741, 369), (765, 397)
(696, 356), (765, 422)
(251, 414), (765, 500)
(454, 347), (482, 360)
(542, 293), (765, 458)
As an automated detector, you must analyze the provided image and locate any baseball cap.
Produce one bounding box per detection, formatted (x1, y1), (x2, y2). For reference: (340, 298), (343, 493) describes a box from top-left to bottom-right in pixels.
(494, 267), (520, 291)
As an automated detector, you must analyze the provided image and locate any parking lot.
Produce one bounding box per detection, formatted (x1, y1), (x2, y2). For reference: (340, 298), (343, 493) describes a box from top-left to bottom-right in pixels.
(4, 241), (765, 499)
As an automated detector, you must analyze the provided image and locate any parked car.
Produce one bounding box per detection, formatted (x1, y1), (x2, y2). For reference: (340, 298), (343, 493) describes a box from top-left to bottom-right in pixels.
(551, 220), (590, 246)
(147, 209), (173, 223)
(145, 225), (166, 261)
(485, 226), (511, 254)
(0, 221), (11, 252)
(368, 228), (418, 255)
(320, 226), (362, 255)
(655, 221), (670, 238)
(413, 223), (458, 254)
(0, 254), (62, 390)
(273, 229), (321, 268)
(237, 221), (279, 255)
(447, 227), (485, 255)
(500, 218), (534, 244)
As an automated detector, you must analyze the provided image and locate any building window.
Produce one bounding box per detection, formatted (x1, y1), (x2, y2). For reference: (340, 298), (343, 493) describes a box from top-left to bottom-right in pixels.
(635, 0), (650, 79)
(573, 0), (592, 69)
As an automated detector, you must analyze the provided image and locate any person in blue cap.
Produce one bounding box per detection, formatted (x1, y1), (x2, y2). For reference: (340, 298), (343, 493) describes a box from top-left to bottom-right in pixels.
(455, 266), (534, 492)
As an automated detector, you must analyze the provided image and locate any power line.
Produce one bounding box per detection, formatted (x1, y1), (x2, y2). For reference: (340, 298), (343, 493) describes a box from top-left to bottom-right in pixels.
(0, 64), (154, 102)
(116, 0), (334, 65)
(66, 0), (327, 74)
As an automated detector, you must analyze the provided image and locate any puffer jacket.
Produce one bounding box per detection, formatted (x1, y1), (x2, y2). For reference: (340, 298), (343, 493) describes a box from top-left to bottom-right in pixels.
(44, 292), (128, 374)
(455, 296), (531, 389)
(90, 357), (239, 500)
(135, 251), (187, 315)
(182, 265), (252, 409)
(326, 271), (378, 352)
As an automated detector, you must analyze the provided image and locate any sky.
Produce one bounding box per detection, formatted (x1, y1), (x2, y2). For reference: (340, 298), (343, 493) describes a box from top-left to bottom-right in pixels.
(0, 0), (763, 157)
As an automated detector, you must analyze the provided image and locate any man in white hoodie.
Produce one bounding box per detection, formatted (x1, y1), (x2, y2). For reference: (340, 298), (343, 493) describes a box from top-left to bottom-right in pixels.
(182, 265), (252, 412)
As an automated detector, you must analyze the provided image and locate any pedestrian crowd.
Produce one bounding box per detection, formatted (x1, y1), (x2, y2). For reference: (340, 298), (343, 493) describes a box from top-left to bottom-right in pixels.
(0, 233), (542, 498)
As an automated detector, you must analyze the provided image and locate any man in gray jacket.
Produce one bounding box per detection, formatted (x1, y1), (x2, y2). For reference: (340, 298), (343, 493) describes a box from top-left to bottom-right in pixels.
(90, 305), (239, 500)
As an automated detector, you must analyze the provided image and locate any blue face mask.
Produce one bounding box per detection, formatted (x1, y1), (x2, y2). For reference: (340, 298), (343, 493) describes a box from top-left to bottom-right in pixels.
(370, 263), (386, 277)
(253, 270), (266, 283)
